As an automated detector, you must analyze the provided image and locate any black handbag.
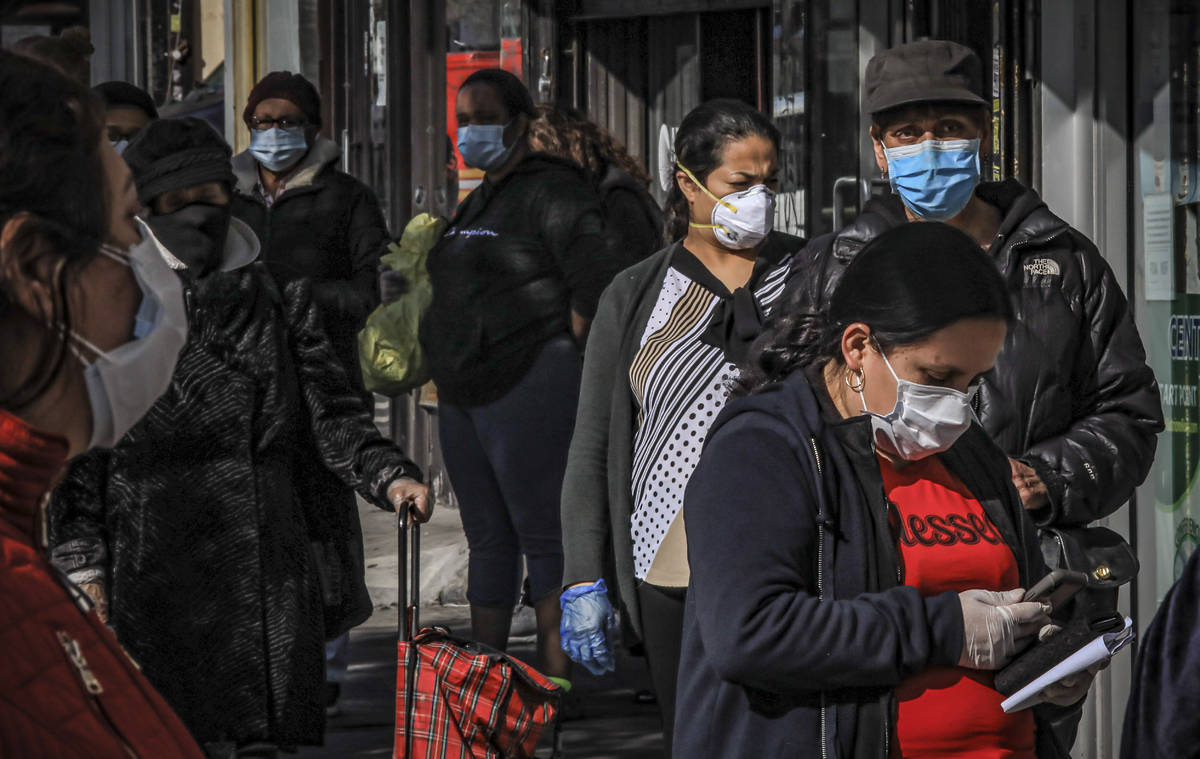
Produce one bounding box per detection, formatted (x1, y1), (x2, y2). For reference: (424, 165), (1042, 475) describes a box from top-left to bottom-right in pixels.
(995, 525), (1139, 697)
(1038, 525), (1139, 588)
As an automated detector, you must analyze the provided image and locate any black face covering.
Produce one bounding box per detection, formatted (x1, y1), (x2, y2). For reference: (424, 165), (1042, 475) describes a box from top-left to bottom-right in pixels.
(146, 203), (233, 277)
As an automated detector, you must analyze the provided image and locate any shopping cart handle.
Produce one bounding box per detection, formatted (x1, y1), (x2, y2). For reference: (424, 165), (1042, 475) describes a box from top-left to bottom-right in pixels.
(398, 517), (420, 641)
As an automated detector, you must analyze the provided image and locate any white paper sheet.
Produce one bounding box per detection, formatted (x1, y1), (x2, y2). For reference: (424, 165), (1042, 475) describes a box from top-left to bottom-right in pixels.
(1000, 617), (1135, 713)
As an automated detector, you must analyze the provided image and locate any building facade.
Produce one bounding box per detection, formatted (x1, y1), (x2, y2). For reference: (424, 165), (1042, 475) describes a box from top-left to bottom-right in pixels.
(5, 1), (1198, 755)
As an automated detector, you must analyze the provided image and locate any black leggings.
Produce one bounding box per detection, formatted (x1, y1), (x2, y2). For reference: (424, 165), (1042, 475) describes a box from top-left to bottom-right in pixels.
(636, 582), (687, 758)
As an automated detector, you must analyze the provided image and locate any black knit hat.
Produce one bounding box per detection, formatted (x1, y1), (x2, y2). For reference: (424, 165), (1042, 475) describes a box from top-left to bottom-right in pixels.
(242, 71), (322, 128)
(864, 40), (987, 115)
(94, 80), (159, 120)
(123, 117), (234, 205)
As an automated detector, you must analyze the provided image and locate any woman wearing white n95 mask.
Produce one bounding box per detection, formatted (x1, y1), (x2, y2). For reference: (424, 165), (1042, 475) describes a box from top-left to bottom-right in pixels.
(675, 223), (1091, 759)
(559, 98), (804, 755)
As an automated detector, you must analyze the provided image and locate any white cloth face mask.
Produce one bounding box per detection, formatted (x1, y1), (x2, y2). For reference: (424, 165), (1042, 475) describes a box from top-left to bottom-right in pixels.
(679, 163), (776, 250)
(857, 346), (977, 461)
(69, 219), (189, 449)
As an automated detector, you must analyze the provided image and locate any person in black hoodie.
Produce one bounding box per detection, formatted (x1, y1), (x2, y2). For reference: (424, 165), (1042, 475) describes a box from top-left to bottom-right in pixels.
(677, 223), (1092, 759)
(419, 69), (623, 683)
(785, 39), (1162, 529)
(48, 118), (429, 757)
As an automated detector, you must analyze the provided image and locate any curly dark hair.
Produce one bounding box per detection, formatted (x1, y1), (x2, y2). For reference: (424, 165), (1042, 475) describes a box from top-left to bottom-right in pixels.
(528, 104), (651, 186)
(737, 223), (1014, 395)
(0, 50), (108, 410)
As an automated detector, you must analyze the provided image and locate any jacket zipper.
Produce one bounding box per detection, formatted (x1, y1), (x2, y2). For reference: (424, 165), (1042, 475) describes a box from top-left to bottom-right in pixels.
(57, 630), (138, 758)
(810, 437), (828, 759)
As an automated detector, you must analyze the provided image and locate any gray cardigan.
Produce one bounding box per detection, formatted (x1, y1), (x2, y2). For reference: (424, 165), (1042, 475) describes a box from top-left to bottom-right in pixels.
(561, 246), (674, 641)
(561, 232), (802, 641)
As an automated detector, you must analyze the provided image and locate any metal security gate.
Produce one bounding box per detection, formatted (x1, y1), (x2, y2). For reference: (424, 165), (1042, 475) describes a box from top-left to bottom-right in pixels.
(555, 1), (771, 202)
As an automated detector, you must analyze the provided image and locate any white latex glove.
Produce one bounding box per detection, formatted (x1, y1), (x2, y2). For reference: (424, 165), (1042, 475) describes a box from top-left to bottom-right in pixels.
(958, 588), (1051, 670)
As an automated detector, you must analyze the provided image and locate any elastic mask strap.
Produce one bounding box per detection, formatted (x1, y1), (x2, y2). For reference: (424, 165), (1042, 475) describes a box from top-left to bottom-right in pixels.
(99, 245), (132, 266)
(875, 343), (902, 383)
(681, 164), (734, 213)
(856, 383), (871, 415)
(858, 340), (901, 414)
(62, 327), (106, 365)
(681, 163), (734, 235)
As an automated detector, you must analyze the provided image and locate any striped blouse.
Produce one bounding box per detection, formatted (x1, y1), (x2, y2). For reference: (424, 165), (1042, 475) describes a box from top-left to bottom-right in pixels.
(629, 243), (794, 585)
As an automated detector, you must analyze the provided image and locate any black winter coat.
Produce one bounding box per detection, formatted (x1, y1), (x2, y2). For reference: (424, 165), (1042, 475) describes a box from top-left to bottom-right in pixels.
(785, 181), (1163, 526)
(48, 264), (419, 749)
(676, 368), (1081, 759)
(1121, 545), (1200, 757)
(594, 163), (663, 266)
(420, 154), (623, 406)
(231, 138), (388, 384)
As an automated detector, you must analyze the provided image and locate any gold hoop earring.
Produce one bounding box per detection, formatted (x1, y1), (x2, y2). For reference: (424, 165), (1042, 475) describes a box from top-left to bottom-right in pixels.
(845, 369), (865, 393)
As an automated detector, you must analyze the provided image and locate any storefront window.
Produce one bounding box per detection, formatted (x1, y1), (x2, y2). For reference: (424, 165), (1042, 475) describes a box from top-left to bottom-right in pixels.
(1135, 0), (1200, 610)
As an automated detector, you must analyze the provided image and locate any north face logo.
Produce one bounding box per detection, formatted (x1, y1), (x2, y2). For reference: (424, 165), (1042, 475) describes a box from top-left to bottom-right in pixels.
(1023, 258), (1061, 276)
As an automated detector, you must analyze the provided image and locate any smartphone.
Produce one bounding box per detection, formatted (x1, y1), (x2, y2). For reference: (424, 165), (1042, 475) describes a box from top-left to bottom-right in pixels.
(1023, 569), (1089, 608)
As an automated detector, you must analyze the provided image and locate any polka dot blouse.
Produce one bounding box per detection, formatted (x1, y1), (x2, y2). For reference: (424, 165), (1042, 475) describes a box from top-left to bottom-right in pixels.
(628, 247), (793, 582)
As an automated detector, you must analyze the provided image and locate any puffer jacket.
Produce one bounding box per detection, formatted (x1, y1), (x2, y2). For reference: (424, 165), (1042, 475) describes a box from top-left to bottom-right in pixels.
(0, 409), (204, 759)
(47, 266), (419, 749)
(676, 367), (1081, 759)
(231, 137), (388, 384)
(594, 162), (663, 265)
(420, 153), (624, 406)
(784, 180), (1164, 526)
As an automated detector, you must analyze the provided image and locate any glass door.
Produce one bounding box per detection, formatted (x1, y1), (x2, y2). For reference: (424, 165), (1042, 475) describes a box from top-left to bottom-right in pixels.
(770, 0), (1035, 238)
(1133, 0), (1200, 616)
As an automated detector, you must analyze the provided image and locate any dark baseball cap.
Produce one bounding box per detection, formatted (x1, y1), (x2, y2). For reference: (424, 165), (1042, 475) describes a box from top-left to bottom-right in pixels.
(864, 39), (988, 115)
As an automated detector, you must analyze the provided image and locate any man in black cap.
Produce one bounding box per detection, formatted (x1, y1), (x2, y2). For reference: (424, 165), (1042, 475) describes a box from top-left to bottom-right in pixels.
(94, 81), (159, 155)
(788, 39), (1162, 529)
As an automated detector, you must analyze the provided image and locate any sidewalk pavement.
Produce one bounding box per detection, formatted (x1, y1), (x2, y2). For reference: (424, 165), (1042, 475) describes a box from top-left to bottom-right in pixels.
(295, 499), (667, 758)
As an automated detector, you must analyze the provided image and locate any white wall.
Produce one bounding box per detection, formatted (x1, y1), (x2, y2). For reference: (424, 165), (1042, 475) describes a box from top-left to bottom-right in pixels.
(1040, 2), (1136, 757)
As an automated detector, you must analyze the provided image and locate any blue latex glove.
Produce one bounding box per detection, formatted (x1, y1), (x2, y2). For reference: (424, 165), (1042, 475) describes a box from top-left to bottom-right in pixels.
(560, 579), (618, 675)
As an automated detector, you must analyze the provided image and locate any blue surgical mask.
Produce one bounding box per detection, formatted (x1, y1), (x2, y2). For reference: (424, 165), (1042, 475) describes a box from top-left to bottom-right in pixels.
(96, 247), (157, 338)
(249, 127), (309, 173)
(457, 122), (516, 171)
(110, 138), (130, 156)
(883, 138), (981, 222)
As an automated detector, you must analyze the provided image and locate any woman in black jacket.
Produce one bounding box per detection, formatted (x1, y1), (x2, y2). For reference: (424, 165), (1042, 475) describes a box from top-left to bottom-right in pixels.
(558, 99), (803, 754)
(48, 118), (429, 756)
(675, 223), (1092, 758)
(528, 104), (664, 267)
(418, 69), (623, 682)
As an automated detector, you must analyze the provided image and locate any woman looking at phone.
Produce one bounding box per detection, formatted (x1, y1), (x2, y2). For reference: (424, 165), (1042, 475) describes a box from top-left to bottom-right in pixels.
(676, 223), (1094, 758)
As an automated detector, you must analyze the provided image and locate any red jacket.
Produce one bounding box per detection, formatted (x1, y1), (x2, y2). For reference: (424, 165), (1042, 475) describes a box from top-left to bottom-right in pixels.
(0, 409), (204, 759)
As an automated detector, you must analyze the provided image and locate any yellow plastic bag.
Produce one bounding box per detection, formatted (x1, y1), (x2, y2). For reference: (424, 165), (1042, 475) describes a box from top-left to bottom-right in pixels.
(357, 213), (446, 396)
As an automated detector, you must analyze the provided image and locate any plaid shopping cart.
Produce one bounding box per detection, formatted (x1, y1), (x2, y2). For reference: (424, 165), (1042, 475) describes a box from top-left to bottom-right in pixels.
(394, 518), (562, 759)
